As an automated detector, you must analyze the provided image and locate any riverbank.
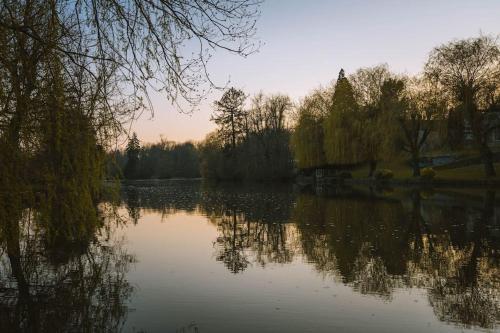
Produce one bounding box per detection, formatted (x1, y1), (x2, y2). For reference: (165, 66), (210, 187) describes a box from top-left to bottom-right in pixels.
(344, 158), (500, 188)
(343, 177), (500, 188)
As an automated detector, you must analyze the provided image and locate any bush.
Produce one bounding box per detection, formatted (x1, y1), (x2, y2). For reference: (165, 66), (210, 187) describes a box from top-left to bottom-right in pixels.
(374, 169), (394, 180)
(421, 167), (436, 180)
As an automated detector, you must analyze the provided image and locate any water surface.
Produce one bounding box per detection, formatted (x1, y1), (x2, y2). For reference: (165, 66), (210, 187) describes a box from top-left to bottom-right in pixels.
(1, 180), (499, 332)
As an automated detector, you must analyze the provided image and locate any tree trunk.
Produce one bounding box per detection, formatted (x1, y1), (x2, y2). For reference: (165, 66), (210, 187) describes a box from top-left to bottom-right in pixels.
(231, 112), (236, 149)
(368, 160), (377, 177)
(411, 153), (420, 177)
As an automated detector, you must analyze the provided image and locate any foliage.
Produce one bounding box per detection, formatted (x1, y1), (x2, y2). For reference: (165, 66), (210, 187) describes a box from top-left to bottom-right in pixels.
(201, 91), (294, 181)
(0, 0), (262, 216)
(291, 88), (331, 169)
(124, 133), (141, 179)
(289, 36), (499, 179)
(323, 70), (364, 165)
(350, 64), (399, 175)
(421, 167), (436, 179)
(373, 169), (394, 180)
(425, 35), (500, 176)
(397, 76), (448, 176)
(110, 137), (200, 180)
(0, 0), (262, 112)
(211, 88), (247, 149)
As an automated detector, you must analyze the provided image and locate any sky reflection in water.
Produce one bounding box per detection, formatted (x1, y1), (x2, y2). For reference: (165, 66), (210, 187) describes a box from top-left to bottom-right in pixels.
(119, 181), (500, 333)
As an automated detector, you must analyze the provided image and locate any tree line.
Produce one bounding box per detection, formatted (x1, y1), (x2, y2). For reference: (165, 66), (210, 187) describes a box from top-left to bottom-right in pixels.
(292, 36), (500, 176)
(199, 90), (294, 181)
(115, 35), (499, 182)
(292, 35), (500, 177)
(198, 35), (499, 181)
(109, 134), (200, 179)
(115, 90), (296, 181)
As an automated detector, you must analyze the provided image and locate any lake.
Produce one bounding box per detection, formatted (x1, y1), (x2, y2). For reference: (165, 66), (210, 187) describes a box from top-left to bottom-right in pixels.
(1, 180), (499, 332)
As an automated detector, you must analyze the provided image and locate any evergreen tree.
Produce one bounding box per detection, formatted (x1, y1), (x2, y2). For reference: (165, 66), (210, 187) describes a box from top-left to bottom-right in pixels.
(124, 133), (141, 179)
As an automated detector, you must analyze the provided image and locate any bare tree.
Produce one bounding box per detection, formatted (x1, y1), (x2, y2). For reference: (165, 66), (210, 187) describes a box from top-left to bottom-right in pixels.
(395, 77), (446, 177)
(0, 0), (262, 111)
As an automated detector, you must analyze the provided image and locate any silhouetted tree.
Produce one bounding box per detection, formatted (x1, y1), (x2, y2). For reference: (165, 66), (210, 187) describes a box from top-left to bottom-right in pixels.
(124, 133), (140, 179)
(211, 88), (247, 149)
(394, 77), (446, 176)
(202, 92), (294, 181)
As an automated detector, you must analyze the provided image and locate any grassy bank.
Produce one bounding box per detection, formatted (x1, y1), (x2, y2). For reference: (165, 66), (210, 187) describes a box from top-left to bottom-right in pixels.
(351, 158), (500, 181)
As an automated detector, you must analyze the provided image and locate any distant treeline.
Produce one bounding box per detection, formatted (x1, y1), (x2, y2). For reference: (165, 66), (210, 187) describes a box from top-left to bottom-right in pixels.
(112, 92), (296, 181)
(108, 136), (200, 179)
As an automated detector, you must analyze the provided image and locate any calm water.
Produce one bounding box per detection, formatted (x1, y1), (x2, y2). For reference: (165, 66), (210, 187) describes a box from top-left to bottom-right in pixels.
(1, 180), (499, 332)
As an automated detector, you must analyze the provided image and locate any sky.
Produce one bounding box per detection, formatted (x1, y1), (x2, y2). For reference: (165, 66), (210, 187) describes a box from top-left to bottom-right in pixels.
(132, 0), (500, 144)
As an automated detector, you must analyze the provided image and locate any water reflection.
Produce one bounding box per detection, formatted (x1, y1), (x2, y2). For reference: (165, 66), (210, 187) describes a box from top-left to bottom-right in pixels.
(0, 190), (134, 332)
(122, 182), (499, 330)
(3, 182), (496, 331)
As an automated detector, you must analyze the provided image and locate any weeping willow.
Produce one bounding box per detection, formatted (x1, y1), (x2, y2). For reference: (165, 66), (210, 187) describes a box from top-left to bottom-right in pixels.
(292, 111), (326, 169)
(36, 39), (108, 246)
(291, 89), (331, 169)
(0, 3), (114, 248)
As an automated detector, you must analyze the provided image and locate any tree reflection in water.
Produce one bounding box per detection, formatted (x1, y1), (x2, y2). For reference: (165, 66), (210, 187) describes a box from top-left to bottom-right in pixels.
(120, 181), (499, 330)
(294, 189), (500, 330)
(0, 189), (135, 332)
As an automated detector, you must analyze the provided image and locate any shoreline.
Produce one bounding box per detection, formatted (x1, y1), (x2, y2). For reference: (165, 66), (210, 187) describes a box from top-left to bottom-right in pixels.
(106, 175), (500, 189)
(324, 177), (500, 188)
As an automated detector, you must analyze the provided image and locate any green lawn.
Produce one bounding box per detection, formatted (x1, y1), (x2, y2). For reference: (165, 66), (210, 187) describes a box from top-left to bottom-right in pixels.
(351, 159), (500, 180)
(437, 163), (500, 180)
(351, 158), (412, 179)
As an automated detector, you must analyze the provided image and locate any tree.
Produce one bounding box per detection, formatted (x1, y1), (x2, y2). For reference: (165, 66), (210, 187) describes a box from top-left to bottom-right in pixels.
(263, 94), (292, 131)
(425, 36), (500, 177)
(202, 92), (294, 181)
(389, 77), (446, 177)
(243, 93), (293, 179)
(0, 0), (262, 210)
(0, 0), (262, 112)
(350, 64), (395, 176)
(323, 69), (363, 165)
(211, 88), (247, 149)
(124, 133), (140, 179)
(291, 88), (331, 169)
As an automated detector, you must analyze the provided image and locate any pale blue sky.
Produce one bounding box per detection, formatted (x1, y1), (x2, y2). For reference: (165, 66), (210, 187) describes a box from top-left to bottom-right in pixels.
(134, 0), (500, 144)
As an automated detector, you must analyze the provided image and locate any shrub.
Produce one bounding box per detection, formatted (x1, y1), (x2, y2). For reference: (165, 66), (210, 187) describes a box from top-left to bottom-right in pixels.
(421, 167), (436, 180)
(374, 169), (394, 180)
